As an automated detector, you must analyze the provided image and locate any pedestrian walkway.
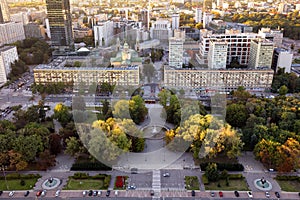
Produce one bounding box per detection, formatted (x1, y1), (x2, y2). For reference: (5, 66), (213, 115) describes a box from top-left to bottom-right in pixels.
(152, 170), (161, 198)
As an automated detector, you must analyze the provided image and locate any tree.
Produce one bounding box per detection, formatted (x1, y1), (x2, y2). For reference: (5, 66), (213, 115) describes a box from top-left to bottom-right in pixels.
(129, 95), (148, 124)
(205, 163), (219, 182)
(226, 104), (248, 128)
(65, 137), (81, 156)
(278, 85), (288, 96)
(49, 134), (62, 155)
(54, 103), (72, 126)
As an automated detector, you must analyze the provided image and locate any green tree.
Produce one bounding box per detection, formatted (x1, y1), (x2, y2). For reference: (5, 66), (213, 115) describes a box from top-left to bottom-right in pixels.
(129, 95), (148, 124)
(65, 137), (81, 156)
(278, 85), (288, 96)
(205, 163), (219, 182)
(226, 104), (248, 128)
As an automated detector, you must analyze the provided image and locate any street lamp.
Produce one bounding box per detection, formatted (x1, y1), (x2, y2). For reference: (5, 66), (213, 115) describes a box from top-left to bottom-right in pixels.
(1, 165), (9, 190)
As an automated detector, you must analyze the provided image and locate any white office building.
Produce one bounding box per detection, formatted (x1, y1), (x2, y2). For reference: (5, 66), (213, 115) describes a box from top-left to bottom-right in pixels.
(248, 38), (274, 69)
(195, 8), (202, 23)
(0, 46), (18, 85)
(272, 48), (293, 73)
(208, 40), (228, 69)
(93, 20), (114, 47)
(197, 29), (258, 65)
(10, 12), (29, 25)
(0, 22), (25, 46)
(169, 33), (184, 68)
(172, 13), (180, 30)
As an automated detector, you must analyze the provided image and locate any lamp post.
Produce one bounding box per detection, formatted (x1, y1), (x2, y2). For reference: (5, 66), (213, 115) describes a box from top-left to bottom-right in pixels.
(1, 165), (9, 190)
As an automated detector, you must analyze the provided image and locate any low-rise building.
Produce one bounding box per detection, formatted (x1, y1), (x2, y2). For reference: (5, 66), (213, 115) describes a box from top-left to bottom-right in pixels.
(163, 66), (274, 92)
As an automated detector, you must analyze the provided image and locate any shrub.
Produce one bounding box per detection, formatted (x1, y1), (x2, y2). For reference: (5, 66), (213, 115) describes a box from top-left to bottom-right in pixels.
(220, 170), (228, 179)
(71, 162), (112, 171)
(228, 174), (244, 179)
(72, 172), (89, 179)
(202, 174), (209, 185)
(217, 183), (221, 187)
(276, 176), (300, 181)
(200, 163), (244, 171)
(20, 179), (25, 186)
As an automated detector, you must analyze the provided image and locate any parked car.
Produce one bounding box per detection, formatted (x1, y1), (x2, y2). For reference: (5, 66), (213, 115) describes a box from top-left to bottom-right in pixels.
(234, 190), (240, 197)
(115, 190), (118, 196)
(24, 191), (30, 197)
(93, 190), (98, 196)
(0, 190), (3, 196)
(265, 191), (270, 198)
(275, 191), (280, 198)
(36, 190), (42, 197)
(88, 190), (93, 196)
(9, 191), (15, 197)
(191, 190), (195, 196)
(82, 191), (87, 196)
(106, 190), (111, 197)
(55, 190), (61, 197)
(150, 190), (154, 196)
(41, 190), (47, 197)
(98, 190), (102, 196)
(210, 191), (215, 197)
(219, 191), (223, 197)
(128, 185), (136, 190)
(247, 191), (253, 198)
(163, 172), (170, 177)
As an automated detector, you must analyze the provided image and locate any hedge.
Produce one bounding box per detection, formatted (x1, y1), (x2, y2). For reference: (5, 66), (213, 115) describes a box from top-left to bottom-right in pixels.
(227, 174), (244, 179)
(202, 174), (209, 185)
(0, 173), (41, 180)
(276, 176), (300, 181)
(200, 163), (244, 171)
(71, 162), (112, 171)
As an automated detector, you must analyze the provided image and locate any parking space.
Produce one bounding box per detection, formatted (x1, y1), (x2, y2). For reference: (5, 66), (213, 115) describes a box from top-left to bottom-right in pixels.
(127, 172), (152, 189)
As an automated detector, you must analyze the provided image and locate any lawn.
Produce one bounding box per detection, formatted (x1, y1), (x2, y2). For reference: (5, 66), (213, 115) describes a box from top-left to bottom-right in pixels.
(205, 179), (249, 191)
(64, 179), (105, 190)
(0, 179), (37, 190)
(185, 176), (200, 190)
(276, 180), (300, 192)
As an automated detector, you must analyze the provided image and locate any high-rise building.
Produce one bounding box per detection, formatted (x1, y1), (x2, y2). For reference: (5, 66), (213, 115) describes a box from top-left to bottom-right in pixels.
(93, 20), (114, 47)
(248, 38), (274, 69)
(169, 31), (184, 68)
(197, 29), (258, 66)
(140, 9), (149, 30)
(0, 22), (25, 46)
(0, 0), (10, 23)
(272, 48), (293, 73)
(171, 13), (180, 30)
(203, 12), (213, 29)
(195, 8), (202, 23)
(0, 46), (18, 85)
(46, 0), (74, 48)
(207, 39), (227, 69)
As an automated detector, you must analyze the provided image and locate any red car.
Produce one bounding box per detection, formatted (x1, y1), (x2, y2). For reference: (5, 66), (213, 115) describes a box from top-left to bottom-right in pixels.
(219, 191), (223, 197)
(36, 190), (42, 196)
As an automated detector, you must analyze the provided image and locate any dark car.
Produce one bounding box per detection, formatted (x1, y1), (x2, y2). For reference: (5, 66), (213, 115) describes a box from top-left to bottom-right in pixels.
(106, 190), (111, 197)
(93, 190), (98, 196)
(150, 190), (154, 196)
(275, 192), (280, 198)
(191, 190), (195, 196)
(234, 190), (240, 197)
(88, 190), (93, 196)
(0, 191), (3, 196)
(24, 191), (30, 197)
